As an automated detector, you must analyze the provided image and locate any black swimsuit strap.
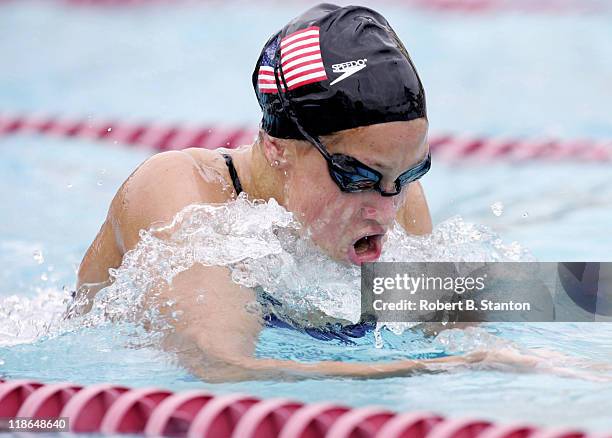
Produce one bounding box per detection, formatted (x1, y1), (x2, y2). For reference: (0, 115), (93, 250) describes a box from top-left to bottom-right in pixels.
(222, 153), (243, 196)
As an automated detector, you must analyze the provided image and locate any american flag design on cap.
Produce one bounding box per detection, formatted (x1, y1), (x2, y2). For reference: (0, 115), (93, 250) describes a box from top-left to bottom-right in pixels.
(257, 26), (328, 94)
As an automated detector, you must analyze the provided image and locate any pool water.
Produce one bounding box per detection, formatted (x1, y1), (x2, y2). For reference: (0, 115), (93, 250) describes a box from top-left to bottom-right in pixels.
(1, 0), (612, 433)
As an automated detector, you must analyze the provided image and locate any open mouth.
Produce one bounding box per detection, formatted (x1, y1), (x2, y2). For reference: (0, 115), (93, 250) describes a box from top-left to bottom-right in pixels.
(348, 234), (384, 265)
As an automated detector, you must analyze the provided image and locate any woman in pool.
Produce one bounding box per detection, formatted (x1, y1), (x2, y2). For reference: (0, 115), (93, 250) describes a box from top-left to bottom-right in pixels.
(74, 4), (537, 381)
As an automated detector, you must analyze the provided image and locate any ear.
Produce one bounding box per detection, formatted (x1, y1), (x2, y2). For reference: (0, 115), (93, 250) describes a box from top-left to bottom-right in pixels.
(260, 131), (290, 168)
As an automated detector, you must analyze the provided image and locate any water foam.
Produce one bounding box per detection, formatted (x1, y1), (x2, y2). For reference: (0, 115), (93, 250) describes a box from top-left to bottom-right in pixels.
(1, 195), (534, 348)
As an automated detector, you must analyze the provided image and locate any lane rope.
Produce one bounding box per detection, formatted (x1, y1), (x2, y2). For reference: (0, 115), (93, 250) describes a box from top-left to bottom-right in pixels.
(1, 113), (610, 162)
(0, 378), (604, 437)
(56, 0), (611, 15)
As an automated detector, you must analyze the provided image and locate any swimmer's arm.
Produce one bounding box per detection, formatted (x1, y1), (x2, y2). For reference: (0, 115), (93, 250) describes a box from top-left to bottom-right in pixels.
(159, 264), (604, 382)
(397, 181), (432, 235)
(158, 263), (486, 382)
(73, 216), (123, 315)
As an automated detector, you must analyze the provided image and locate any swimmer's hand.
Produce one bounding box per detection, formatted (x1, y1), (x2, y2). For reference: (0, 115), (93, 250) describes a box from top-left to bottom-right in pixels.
(449, 348), (612, 382)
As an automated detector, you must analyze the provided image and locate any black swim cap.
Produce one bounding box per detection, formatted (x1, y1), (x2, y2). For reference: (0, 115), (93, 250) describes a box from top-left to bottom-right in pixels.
(252, 3), (426, 140)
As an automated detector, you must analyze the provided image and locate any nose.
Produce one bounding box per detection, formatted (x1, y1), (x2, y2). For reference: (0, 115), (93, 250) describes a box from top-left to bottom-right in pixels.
(360, 195), (399, 226)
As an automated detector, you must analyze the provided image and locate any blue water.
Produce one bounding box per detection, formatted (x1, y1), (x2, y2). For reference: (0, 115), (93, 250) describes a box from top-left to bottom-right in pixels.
(1, 0), (612, 433)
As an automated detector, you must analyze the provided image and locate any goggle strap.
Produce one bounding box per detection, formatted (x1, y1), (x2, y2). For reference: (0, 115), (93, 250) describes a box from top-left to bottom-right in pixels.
(273, 51), (332, 161)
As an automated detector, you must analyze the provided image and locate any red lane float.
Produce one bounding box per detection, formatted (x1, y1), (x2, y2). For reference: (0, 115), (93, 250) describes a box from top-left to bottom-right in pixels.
(143, 389), (214, 436)
(99, 387), (174, 434)
(0, 379), (608, 437)
(0, 113), (610, 162)
(16, 382), (83, 418)
(60, 383), (131, 432)
(0, 380), (44, 417)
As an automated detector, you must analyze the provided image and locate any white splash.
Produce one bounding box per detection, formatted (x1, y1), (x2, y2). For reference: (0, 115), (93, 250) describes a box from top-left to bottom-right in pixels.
(0, 195), (534, 347)
(0, 287), (72, 347)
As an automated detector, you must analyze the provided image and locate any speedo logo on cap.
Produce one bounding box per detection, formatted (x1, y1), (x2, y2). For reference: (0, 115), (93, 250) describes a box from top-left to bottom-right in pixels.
(330, 59), (368, 86)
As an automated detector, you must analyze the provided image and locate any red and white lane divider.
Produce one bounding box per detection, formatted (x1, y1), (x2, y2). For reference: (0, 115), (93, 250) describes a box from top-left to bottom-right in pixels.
(0, 0), (607, 14)
(429, 134), (612, 162)
(0, 378), (607, 437)
(404, 0), (607, 14)
(0, 113), (257, 152)
(1, 113), (611, 162)
(49, 0), (609, 14)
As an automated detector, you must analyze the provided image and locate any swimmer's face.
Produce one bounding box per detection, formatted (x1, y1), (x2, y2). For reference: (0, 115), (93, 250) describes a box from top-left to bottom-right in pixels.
(278, 118), (429, 266)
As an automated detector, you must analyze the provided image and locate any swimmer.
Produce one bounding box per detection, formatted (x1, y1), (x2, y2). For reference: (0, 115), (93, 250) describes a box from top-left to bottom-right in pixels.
(74, 4), (559, 381)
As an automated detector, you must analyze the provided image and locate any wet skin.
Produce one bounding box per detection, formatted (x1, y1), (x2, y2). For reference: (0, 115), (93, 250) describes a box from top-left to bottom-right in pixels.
(74, 119), (548, 381)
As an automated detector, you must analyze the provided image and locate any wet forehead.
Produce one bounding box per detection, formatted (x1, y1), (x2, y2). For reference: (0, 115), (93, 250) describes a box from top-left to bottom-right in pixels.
(323, 119), (429, 170)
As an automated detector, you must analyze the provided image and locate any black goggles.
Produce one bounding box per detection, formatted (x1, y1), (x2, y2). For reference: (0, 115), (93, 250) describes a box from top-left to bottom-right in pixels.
(273, 55), (431, 197)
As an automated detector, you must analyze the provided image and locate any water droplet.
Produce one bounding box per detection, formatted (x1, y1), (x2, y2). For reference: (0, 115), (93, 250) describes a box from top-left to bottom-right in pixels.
(33, 250), (44, 264)
(67, 183), (73, 189)
(522, 212), (529, 218)
(0, 359), (4, 365)
(374, 328), (384, 349)
(100, 168), (106, 175)
(97, 180), (103, 186)
(107, 127), (112, 132)
(196, 294), (206, 304)
(490, 201), (504, 217)
(40, 272), (48, 281)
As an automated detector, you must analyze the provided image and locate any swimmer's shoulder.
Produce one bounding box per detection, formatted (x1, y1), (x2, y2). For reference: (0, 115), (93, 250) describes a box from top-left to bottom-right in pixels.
(76, 148), (232, 308)
(77, 148), (231, 293)
(110, 148), (233, 252)
(396, 181), (433, 235)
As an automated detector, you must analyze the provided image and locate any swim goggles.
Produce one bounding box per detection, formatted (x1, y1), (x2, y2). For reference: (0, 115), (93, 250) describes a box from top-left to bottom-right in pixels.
(273, 55), (431, 197)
